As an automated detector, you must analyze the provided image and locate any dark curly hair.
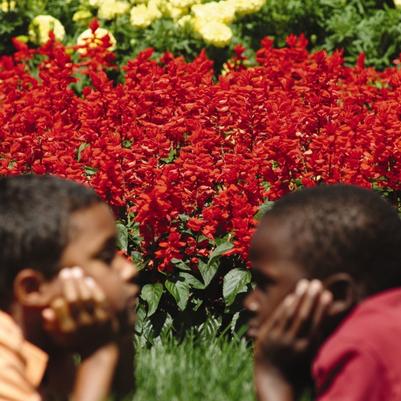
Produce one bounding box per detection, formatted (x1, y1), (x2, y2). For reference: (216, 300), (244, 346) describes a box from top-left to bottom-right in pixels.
(0, 175), (101, 299)
(261, 185), (401, 295)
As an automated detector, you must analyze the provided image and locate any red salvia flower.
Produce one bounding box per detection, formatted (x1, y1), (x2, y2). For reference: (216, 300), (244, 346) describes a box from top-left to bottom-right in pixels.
(1, 35), (401, 271)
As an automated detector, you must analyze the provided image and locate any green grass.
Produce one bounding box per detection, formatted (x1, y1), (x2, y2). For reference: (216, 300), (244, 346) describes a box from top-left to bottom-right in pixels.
(134, 335), (256, 401)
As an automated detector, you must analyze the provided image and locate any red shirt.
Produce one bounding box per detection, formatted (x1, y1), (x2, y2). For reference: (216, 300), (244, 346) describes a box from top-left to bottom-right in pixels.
(313, 288), (401, 401)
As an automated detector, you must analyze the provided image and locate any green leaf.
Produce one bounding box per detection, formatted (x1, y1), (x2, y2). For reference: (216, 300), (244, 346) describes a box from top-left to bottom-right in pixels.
(7, 160), (16, 169)
(261, 181), (271, 191)
(159, 312), (174, 337)
(209, 241), (234, 261)
(255, 200), (274, 221)
(178, 214), (190, 222)
(165, 279), (190, 311)
(141, 283), (164, 317)
(179, 272), (205, 289)
(171, 258), (191, 271)
(76, 143), (89, 162)
(134, 301), (147, 334)
(199, 314), (222, 339)
(198, 241), (234, 287)
(223, 268), (252, 306)
(122, 139), (133, 148)
(198, 259), (219, 288)
(192, 297), (203, 311)
(160, 147), (177, 164)
(116, 222), (128, 252)
(131, 251), (145, 270)
(84, 166), (97, 176)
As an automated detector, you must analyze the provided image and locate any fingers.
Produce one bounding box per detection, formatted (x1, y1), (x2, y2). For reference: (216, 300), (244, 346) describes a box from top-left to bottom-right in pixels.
(311, 289), (333, 333)
(85, 276), (110, 323)
(43, 267), (111, 333)
(49, 297), (76, 333)
(76, 273), (92, 305)
(260, 279), (333, 343)
(60, 267), (92, 326)
(273, 280), (309, 334)
(59, 268), (79, 307)
(287, 280), (324, 338)
(254, 279), (334, 380)
(42, 307), (57, 332)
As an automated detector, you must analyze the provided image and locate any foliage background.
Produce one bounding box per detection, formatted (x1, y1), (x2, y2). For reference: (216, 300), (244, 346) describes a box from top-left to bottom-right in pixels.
(3, 34), (401, 338)
(3, 0), (401, 341)
(2, 0), (401, 71)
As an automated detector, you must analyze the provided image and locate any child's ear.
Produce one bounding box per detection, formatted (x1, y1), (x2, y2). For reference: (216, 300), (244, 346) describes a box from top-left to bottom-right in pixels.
(323, 273), (359, 317)
(14, 269), (49, 307)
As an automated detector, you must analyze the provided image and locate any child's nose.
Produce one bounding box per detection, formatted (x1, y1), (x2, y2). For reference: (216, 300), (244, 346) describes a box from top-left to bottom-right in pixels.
(121, 263), (138, 283)
(113, 255), (138, 283)
(244, 291), (259, 313)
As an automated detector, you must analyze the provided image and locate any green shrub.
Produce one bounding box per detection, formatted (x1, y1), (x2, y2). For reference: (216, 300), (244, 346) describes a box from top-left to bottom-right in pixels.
(2, 0), (401, 70)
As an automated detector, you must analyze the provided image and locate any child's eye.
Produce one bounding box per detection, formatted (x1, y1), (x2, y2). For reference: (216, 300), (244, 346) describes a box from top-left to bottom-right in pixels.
(252, 269), (275, 290)
(95, 239), (117, 265)
(96, 249), (116, 264)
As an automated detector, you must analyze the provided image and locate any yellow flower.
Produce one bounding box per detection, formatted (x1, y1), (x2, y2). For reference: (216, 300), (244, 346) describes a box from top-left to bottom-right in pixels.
(77, 27), (117, 53)
(1, 0), (16, 12)
(169, 0), (199, 8)
(195, 20), (232, 47)
(160, 0), (200, 20)
(162, 3), (185, 20)
(72, 9), (93, 22)
(130, 2), (160, 28)
(98, 0), (129, 20)
(148, 0), (162, 18)
(192, 1), (235, 25)
(221, 61), (230, 77)
(177, 14), (193, 28)
(28, 15), (65, 45)
(229, 0), (265, 16)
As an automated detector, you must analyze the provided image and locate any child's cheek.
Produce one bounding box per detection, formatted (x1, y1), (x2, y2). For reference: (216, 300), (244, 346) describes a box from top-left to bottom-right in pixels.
(95, 274), (128, 312)
(42, 278), (63, 305)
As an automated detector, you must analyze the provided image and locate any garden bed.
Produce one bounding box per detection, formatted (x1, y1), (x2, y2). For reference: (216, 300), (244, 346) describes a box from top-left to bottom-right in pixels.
(2, 32), (401, 334)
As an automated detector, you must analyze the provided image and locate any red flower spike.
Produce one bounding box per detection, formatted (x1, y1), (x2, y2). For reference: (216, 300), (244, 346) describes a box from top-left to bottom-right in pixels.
(89, 18), (100, 33)
(1, 34), (401, 273)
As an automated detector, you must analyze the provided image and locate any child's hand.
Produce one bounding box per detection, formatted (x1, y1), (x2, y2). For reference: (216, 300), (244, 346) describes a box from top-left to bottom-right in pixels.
(42, 267), (118, 355)
(254, 280), (333, 398)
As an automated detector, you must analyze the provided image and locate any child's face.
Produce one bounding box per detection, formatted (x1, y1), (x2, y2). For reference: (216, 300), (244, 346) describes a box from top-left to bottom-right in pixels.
(57, 203), (138, 317)
(245, 219), (306, 338)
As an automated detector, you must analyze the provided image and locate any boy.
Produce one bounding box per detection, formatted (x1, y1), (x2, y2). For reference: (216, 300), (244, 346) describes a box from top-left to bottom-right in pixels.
(246, 185), (401, 401)
(0, 175), (138, 401)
